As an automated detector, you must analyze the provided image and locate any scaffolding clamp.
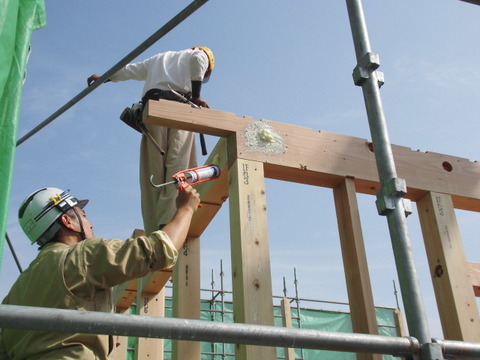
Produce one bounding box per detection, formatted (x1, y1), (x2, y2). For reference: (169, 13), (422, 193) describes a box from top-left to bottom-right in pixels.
(420, 342), (444, 360)
(352, 52), (384, 88)
(375, 177), (412, 216)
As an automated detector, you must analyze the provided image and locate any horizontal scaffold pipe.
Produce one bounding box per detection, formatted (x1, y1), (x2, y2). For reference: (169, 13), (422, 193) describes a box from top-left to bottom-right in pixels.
(16, 0), (209, 146)
(0, 304), (418, 357)
(434, 339), (480, 359)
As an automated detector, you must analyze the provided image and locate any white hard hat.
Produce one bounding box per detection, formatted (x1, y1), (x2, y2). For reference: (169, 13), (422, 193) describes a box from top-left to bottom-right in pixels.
(18, 188), (88, 246)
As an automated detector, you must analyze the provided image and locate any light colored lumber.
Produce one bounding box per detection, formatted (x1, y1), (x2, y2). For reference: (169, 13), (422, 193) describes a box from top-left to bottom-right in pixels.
(112, 307), (129, 360)
(145, 100), (480, 211)
(394, 308), (408, 337)
(468, 262), (480, 297)
(172, 236), (201, 360)
(188, 137), (229, 238)
(135, 289), (165, 360)
(333, 177), (382, 360)
(228, 136), (276, 360)
(417, 192), (480, 341)
(280, 297), (296, 360)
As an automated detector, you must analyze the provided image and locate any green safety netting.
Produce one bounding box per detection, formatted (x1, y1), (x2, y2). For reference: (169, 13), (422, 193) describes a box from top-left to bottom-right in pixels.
(126, 299), (400, 360)
(0, 0), (46, 268)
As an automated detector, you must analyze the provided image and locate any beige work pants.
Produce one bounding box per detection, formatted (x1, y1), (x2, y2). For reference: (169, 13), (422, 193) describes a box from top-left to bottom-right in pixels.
(139, 124), (197, 235)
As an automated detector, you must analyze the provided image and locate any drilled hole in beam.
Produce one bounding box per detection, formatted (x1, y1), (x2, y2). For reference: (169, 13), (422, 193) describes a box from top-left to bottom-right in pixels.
(442, 161), (453, 172)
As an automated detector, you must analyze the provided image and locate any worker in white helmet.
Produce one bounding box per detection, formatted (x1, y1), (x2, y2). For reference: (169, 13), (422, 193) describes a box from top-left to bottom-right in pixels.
(0, 185), (200, 359)
(87, 47), (215, 235)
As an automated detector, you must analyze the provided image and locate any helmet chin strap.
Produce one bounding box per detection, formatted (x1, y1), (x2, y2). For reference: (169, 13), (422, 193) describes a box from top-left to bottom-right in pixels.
(69, 207), (87, 240)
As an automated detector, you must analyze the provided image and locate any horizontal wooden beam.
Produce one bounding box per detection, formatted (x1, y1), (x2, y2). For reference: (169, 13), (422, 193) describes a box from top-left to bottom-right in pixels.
(145, 100), (480, 211)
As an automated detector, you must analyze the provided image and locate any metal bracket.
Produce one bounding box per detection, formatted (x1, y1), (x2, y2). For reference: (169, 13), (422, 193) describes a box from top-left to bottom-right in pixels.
(352, 52), (384, 88)
(375, 178), (412, 216)
(420, 342), (445, 360)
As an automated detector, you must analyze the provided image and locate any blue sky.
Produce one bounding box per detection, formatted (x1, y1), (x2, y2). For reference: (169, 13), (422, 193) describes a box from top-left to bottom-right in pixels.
(2, 0), (480, 340)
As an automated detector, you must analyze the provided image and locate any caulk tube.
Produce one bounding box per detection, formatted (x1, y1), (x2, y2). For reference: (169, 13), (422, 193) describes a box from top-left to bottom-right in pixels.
(185, 165), (220, 184)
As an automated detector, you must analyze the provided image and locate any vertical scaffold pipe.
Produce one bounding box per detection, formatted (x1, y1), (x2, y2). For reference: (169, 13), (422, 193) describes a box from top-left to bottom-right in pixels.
(345, 0), (432, 346)
(16, 0), (209, 146)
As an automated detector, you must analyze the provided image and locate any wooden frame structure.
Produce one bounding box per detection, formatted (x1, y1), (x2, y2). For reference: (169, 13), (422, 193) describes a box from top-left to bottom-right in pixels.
(113, 100), (480, 360)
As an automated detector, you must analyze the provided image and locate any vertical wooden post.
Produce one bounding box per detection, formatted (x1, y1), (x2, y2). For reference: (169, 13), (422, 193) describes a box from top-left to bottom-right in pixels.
(333, 177), (382, 360)
(135, 289), (165, 360)
(228, 135), (276, 360)
(394, 308), (407, 337)
(468, 262), (480, 297)
(112, 307), (129, 360)
(172, 236), (201, 360)
(280, 297), (296, 360)
(417, 192), (480, 341)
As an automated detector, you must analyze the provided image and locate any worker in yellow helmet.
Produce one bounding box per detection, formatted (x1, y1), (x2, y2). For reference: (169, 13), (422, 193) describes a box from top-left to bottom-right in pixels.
(0, 185), (200, 359)
(87, 47), (214, 235)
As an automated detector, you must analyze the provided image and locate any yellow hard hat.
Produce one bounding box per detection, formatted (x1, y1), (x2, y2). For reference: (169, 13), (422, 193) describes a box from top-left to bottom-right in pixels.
(192, 46), (215, 71)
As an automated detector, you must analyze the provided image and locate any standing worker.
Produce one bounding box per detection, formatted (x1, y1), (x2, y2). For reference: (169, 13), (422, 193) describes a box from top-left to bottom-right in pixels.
(87, 47), (215, 235)
(0, 185), (200, 359)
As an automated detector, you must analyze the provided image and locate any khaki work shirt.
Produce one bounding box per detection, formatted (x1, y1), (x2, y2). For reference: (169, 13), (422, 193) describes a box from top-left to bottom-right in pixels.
(0, 230), (177, 359)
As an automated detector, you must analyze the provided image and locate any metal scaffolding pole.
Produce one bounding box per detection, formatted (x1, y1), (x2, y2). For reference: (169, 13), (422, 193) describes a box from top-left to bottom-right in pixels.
(0, 304), (420, 357)
(16, 0), (209, 146)
(1, 305), (480, 358)
(344, 1), (440, 359)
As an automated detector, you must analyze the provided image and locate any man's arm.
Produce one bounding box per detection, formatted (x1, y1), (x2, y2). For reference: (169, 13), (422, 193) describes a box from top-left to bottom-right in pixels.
(0, 331), (10, 360)
(191, 81), (209, 108)
(162, 185), (200, 250)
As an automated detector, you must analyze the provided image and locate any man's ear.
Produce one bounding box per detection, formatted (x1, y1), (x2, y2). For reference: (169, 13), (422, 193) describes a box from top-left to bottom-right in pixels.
(59, 213), (75, 231)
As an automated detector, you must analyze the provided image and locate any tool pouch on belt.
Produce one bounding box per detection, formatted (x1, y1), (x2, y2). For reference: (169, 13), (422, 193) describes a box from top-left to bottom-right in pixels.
(119, 103), (143, 133)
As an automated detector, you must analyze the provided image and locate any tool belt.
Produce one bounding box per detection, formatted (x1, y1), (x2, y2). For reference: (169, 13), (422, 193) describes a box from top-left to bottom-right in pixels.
(120, 89), (192, 133)
(141, 88), (192, 108)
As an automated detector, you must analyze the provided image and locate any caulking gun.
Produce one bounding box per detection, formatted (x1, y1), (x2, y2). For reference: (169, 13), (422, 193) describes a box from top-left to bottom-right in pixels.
(149, 164), (220, 190)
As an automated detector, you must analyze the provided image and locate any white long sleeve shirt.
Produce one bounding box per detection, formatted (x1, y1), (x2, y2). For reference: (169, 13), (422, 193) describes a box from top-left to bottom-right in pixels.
(110, 48), (209, 96)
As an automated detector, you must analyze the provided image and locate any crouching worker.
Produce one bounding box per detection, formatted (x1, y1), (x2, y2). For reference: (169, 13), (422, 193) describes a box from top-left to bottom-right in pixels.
(0, 185), (200, 359)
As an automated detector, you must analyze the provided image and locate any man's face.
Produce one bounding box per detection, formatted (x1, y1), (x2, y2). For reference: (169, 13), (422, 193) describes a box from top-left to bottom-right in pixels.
(72, 207), (94, 239)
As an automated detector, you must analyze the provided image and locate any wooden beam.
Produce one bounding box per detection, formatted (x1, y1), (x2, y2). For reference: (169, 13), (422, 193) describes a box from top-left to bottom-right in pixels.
(333, 177), (382, 360)
(145, 100), (480, 211)
(135, 289), (166, 360)
(188, 137), (229, 238)
(172, 237), (201, 360)
(417, 192), (480, 341)
(112, 307), (129, 360)
(468, 262), (480, 297)
(228, 134), (276, 360)
(394, 309), (408, 337)
(280, 298), (296, 360)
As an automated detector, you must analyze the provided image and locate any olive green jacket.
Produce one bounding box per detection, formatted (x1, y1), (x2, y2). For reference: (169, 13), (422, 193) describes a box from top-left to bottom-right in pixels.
(0, 231), (177, 359)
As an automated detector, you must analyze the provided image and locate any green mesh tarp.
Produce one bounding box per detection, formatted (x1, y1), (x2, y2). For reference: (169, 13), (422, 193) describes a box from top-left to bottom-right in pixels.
(147, 299), (400, 360)
(0, 0), (46, 267)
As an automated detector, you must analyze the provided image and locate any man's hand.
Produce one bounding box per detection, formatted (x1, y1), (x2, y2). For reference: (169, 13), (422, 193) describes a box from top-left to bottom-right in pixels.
(192, 97), (209, 108)
(87, 74), (100, 86)
(176, 184), (201, 213)
(87, 74), (110, 86)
